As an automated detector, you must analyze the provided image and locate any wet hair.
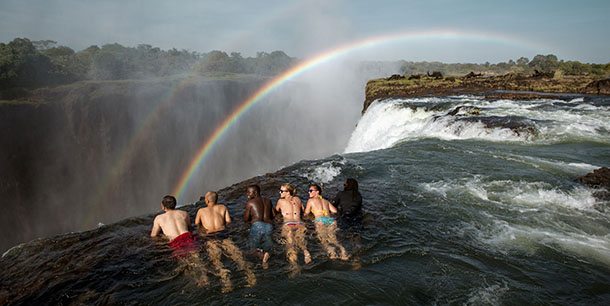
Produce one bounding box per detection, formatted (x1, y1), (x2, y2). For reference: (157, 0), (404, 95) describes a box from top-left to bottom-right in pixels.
(309, 183), (322, 194)
(247, 184), (261, 195)
(162, 195), (177, 209)
(281, 183), (296, 196)
(344, 178), (359, 200)
(344, 178), (358, 191)
(206, 191), (218, 204)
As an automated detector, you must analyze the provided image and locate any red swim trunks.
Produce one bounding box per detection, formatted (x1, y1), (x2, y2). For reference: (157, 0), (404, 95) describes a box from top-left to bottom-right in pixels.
(168, 232), (198, 258)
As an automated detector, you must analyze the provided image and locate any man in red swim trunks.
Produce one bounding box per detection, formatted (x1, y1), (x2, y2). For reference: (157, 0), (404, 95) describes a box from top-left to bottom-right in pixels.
(151, 195), (208, 286)
(151, 195), (197, 256)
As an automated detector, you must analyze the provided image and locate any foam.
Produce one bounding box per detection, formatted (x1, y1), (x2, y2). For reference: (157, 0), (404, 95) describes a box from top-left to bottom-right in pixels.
(466, 282), (510, 305)
(422, 177), (600, 211)
(491, 154), (599, 175)
(482, 221), (610, 267)
(345, 97), (610, 153)
(300, 159), (346, 184)
(345, 99), (530, 153)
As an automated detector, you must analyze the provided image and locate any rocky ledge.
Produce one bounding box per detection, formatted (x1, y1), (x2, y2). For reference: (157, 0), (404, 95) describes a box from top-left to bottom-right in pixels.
(363, 72), (610, 113)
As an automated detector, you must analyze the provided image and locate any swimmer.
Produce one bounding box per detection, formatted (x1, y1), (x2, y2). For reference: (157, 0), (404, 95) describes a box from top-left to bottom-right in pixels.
(304, 184), (349, 260)
(195, 191), (256, 292)
(243, 184), (274, 266)
(275, 183), (312, 275)
(151, 195), (209, 287)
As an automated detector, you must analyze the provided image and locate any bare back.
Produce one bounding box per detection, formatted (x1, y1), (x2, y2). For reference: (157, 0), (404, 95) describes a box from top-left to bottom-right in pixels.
(275, 196), (303, 223)
(150, 209), (190, 241)
(244, 196), (274, 224)
(195, 204), (230, 234)
(305, 197), (337, 218)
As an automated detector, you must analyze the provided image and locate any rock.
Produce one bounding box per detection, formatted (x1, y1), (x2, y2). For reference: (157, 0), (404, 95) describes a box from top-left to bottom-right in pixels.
(578, 167), (610, 202)
(386, 74), (405, 80)
(427, 71), (443, 79)
(577, 167), (610, 189)
(532, 69), (554, 78)
(464, 72), (482, 78)
(446, 106), (481, 116)
(585, 78), (610, 95)
(458, 115), (539, 137)
(362, 72), (607, 114)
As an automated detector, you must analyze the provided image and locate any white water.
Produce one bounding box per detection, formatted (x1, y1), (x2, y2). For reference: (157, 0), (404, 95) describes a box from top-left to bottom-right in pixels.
(345, 97), (610, 153)
(421, 175), (610, 266)
(481, 220), (610, 267)
(299, 157), (346, 184)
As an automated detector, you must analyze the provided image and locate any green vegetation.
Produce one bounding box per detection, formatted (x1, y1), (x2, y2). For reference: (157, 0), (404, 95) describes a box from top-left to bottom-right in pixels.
(398, 54), (610, 77)
(1, 37), (608, 94)
(0, 38), (295, 91)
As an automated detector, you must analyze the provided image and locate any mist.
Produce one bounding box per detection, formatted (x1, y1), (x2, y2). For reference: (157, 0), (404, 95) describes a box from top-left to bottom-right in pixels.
(0, 0), (405, 253)
(0, 56), (400, 253)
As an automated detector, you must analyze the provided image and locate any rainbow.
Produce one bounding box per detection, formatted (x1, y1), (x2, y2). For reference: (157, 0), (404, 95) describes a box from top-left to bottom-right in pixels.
(171, 29), (547, 201)
(89, 1), (310, 209)
(87, 76), (200, 219)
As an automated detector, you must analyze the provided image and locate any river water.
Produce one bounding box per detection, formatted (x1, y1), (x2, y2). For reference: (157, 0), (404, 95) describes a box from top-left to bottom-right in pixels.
(1, 95), (609, 305)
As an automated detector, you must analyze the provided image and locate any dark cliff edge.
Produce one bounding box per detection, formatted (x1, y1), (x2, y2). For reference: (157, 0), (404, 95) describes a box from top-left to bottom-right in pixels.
(363, 72), (610, 113)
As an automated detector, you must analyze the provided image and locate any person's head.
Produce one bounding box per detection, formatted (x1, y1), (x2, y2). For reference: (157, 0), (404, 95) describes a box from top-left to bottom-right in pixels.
(279, 183), (296, 198)
(247, 184), (260, 199)
(161, 195), (177, 210)
(205, 191), (218, 205)
(308, 183), (321, 198)
(344, 178), (358, 191)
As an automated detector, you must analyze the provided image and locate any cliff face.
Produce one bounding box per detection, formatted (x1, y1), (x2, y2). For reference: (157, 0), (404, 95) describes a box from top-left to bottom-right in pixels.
(0, 77), (267, 252)
(363, 73), (610, 113)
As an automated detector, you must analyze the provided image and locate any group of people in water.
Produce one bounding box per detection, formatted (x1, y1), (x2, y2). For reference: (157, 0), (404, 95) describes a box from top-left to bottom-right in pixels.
(150, 178), (363, 292)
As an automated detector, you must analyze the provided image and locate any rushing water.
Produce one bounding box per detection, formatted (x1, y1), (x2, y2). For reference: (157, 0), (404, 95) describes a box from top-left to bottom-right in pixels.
(1, 95), (609, 305)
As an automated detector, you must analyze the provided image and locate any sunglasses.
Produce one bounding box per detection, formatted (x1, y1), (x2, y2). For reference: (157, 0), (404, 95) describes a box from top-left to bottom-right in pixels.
(308, 189), (317, 193)
(279, 189), (288, 193)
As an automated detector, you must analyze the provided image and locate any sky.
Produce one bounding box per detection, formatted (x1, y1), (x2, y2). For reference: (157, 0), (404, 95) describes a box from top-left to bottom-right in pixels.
(1, 0), (609, 63)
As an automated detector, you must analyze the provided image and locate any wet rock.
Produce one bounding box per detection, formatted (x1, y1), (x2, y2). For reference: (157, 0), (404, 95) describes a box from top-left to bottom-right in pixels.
(447, 106), (481, 116)
(577, 167), (610, 201)
(458, 116), (539, 137)
(577, 167), (610, 189)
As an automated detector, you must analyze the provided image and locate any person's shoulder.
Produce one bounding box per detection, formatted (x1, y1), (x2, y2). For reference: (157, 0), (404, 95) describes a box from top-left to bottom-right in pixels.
(217, 204), (228, 211)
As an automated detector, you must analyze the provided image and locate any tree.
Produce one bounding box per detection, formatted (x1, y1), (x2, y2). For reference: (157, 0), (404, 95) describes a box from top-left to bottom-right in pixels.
(32, 40), (58, 51)
(89, 44), (131, 80)
(516, 57), (529, 66)
(197, 50), (231, 74)
(0, 38), (55, 88)
(529, 54), (559, 72)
